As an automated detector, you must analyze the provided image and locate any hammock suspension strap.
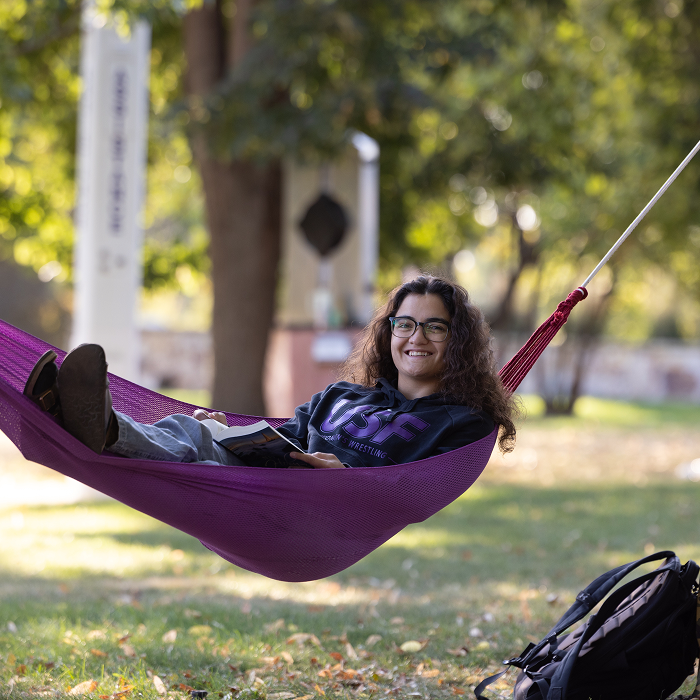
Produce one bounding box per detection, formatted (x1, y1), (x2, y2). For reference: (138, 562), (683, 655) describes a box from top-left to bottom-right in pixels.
(498, 287), (588, 393)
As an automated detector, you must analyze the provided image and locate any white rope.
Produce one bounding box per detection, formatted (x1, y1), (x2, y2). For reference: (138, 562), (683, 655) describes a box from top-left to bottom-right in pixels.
(581, 138), (700, 288)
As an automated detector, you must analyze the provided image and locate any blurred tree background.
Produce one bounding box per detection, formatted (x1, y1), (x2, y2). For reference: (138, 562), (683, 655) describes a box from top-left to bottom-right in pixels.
(0, 0), (698, 413)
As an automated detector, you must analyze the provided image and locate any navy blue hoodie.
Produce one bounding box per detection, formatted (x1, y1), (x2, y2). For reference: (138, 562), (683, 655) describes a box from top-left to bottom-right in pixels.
(277, 378), (495, 469)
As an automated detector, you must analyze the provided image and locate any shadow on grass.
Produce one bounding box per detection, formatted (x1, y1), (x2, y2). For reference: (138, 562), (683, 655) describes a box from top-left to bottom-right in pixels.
(340, 480), (700, 589)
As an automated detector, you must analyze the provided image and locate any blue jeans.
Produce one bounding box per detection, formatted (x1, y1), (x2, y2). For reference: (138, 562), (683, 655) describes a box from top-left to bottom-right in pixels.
(108, 412), (246, 465)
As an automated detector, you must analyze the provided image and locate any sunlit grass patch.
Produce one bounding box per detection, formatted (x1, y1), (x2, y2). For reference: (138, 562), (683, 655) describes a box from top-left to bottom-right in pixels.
(157, 389), (211, 409)
(518, 393), (700, 427)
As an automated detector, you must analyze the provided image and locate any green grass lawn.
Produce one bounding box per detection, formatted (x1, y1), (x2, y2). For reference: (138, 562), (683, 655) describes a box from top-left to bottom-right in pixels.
(1, 397), (700, 699)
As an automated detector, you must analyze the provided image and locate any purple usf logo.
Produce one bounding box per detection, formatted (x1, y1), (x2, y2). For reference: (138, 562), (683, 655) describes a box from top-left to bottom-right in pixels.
(320, 400), (429, 444)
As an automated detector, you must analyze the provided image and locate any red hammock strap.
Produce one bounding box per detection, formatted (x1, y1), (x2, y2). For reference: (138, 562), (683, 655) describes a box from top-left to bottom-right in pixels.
(498, 287), (588, 393)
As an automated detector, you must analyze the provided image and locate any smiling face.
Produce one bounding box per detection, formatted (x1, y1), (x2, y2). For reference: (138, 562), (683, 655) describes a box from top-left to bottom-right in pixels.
(390, 293), (451, 399)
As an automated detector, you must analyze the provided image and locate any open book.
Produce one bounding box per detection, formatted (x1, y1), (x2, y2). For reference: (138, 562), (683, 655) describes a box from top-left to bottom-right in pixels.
(201, 418), (309, 469)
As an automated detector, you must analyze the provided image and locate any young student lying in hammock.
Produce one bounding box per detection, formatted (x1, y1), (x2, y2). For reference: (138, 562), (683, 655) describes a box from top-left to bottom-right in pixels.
(25, 276), (516, 468)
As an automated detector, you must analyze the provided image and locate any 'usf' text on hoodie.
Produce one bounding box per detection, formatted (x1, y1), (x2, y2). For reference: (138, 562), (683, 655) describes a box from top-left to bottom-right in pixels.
(277, 378), (495, 469)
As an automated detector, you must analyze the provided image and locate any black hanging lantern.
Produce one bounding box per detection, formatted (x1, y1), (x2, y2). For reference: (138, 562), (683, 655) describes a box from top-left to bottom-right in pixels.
(298, 193), (349, 257)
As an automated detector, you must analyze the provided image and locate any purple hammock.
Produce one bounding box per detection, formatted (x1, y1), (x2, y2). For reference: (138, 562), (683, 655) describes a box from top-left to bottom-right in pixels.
(0, 289), (586, 582)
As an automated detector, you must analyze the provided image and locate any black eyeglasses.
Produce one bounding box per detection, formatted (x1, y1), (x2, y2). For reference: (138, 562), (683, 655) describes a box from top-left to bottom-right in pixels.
(389, 317), (451, 342)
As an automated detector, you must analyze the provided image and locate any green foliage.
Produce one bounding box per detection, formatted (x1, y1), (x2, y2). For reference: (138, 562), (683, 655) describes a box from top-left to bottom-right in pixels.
(0, 0), (205, 293)
(1, 0), (700, 338)
(0, 0), (80, 282)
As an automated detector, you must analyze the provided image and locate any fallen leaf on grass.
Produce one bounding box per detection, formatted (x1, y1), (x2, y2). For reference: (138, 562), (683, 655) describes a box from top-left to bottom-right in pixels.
(177, 683), (194, 692)
(286, 633), (322, 647)
(87, 631), (106, 641)
(281, 651), (294, 665)
(420, 669), (440, 678)
(329, 652), (343, 662)
(90, 649), (108, 658)
(292, 695), (313, 700)
(447, 646), (469, 656)
(162, 630), (177, 643)
(7, 653), (16, 665)
(336, 669), (362, 683)
(120, 644), (136, 658)
(399, 640), (427, 654)
(188, 626), (212, 637)
(69, 680), (98, 695)
(314, 684), (325, 695)
(365, 635), (382, 647)
(474, 641), (491, 651)
(452, 688), (465, 695)
(152, 676), (167, 696)
(183, 609), (201, 619)
(267, 693), (295, 699)
(389, 617), (404, 625)
(263, 619), (285, 634)
(344, 643), (358, 660)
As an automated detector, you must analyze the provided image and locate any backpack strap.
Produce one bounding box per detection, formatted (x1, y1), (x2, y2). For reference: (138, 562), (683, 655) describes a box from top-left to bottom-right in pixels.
(691, 587), (700, 699)
(473, 669), (508, 700)
(547, 553), (685, 700)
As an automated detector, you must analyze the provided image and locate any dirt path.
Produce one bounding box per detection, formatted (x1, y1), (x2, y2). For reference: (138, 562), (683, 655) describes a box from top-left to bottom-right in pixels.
(0, 431), (106, 507)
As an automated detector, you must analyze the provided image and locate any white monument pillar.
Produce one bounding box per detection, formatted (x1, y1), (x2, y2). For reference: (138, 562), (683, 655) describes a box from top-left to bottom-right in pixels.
(72, 7), (151, 381)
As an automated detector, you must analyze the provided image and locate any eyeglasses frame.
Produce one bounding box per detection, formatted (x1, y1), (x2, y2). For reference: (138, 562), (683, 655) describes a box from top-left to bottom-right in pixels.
(389, 316), (451, 342)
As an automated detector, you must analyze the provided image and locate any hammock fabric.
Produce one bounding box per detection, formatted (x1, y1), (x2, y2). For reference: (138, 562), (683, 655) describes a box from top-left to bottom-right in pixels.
(0, 288), (585, 582)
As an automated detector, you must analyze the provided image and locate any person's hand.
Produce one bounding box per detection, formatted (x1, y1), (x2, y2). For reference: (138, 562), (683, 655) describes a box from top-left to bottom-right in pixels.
(290, 451), (346, 469)
(193, 409), (228, 426)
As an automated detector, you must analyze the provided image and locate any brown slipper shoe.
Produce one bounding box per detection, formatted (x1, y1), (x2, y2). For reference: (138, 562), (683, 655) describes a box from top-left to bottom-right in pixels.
(58, 344), (114, 453)
(23, 350), (62, 421)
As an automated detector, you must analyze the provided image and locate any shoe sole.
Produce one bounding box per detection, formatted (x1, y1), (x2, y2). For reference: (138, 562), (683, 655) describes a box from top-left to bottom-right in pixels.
(23, 350), (61, 418)
(59, 344), (108, 453)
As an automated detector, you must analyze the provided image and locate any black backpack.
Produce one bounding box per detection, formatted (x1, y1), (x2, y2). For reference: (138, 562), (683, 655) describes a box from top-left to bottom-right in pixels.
(475, 551), (700, 700)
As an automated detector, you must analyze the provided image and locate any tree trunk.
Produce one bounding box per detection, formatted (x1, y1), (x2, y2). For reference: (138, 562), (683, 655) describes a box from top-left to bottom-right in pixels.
(489, 214), (539, 332)
(183, 1), (282, 416)
(541, 280), (615, 416)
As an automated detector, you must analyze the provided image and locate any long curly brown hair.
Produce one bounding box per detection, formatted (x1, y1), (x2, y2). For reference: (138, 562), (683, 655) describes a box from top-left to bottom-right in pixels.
(340, 275), (516, 453)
